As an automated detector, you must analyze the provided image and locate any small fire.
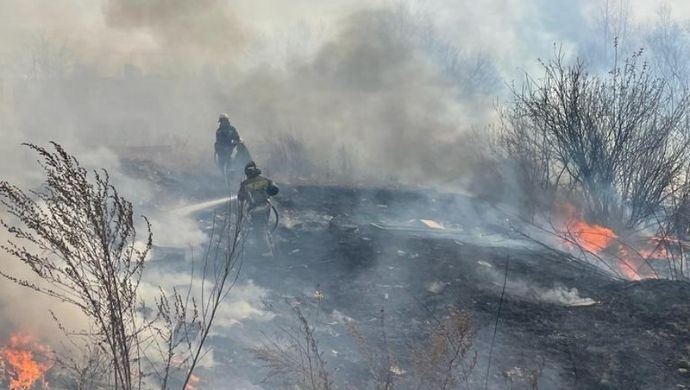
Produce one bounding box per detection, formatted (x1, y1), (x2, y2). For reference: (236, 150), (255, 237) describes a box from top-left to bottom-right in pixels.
(564, 218), (618, 253)
(614, 247), (645, 281)
(558, 203), (617, 252)
(556, 203), (659, 280)
(1, 333), (52, 390)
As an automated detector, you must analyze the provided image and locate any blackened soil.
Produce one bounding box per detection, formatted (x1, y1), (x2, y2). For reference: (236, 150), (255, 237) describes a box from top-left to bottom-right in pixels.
(131, 162), (690, 390)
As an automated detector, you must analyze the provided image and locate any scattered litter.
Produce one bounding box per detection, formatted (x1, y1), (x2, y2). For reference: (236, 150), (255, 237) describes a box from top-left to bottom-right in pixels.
(420, 219), (445, 229)
(426, 281), (446, 294)
(478, 260), (493, 268)
(390, 365), (406, 375)
(331, 310), (354, 323)
(371, 220), (465, 236)
(397, 250), (407, 256)
(567, 298), (598, 307)
(376, 284), (406, 289)
(331, 350), (339, 357)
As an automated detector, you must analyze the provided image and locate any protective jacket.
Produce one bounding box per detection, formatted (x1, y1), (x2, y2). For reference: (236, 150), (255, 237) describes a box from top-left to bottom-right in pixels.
(238, 176), (279, 210)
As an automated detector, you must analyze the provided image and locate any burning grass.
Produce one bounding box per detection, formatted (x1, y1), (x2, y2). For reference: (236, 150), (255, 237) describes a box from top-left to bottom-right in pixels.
(551, 202), (684, 280)
(0, 333), (53, 390)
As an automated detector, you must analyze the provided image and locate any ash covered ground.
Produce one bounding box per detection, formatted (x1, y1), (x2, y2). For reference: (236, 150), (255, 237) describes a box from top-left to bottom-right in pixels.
(127, 161), (690, 390)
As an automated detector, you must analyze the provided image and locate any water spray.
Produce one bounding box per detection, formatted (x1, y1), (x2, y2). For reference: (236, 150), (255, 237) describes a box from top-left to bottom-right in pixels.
(174, 196), (237, 216)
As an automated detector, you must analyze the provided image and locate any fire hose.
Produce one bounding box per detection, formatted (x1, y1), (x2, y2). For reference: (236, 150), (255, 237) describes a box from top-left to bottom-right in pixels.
(270, 202), (280, 232)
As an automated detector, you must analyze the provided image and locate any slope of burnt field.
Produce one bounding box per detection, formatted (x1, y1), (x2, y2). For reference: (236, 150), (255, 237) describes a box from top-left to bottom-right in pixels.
(125, 162), (690, 389)
(261, 185), (690, 390)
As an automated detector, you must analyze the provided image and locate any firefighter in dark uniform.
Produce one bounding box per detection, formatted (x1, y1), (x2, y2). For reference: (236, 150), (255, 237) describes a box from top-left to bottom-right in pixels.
(238, 161), (280, 256)
(214, 113), (240, 176)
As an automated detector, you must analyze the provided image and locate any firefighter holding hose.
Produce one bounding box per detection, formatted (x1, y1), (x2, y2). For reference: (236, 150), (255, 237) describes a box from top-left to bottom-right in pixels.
(238, 161), (279, 256)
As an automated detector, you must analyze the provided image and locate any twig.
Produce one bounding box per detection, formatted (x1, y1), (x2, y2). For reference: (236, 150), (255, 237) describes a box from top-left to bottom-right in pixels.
(484, 256), (510, 390)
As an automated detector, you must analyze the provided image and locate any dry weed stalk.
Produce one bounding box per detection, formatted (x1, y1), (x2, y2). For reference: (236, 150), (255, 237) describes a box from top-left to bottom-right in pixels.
(0, 142), (242, 389)
(250, 302), (332, 390)
(412, 307), (477, 390)
(347, 309), (397, 390)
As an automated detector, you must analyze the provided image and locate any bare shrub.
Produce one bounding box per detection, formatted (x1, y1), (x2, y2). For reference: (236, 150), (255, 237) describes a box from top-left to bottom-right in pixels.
(500, 45), (690, 230)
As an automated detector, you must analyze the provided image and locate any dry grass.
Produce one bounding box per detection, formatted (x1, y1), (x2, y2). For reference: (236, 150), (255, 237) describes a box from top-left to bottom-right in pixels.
(252, 302), (482, 390)
(0, 142), (245, 389)
(347, 309), (398, 390)
(250, 303), (332, 390)
(411, 308), (477, 390)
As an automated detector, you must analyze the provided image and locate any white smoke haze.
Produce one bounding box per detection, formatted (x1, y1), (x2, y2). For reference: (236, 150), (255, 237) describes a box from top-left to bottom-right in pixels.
(137, 267), (274, 331)
(479, 263), (597, 306)
(3, 0), (690, 186)
(0, 223), (90, 344)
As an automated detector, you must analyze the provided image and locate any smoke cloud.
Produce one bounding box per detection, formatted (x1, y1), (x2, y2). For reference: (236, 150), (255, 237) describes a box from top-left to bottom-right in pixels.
(102, 0), (247, 68)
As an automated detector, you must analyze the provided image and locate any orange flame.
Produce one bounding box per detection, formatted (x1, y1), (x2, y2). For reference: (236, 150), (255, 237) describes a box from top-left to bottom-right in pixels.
(564, 218), (618, 253)
(1, 333), (52, 390)
(557, 203), (651, 280)
(558, 203), (617, 252)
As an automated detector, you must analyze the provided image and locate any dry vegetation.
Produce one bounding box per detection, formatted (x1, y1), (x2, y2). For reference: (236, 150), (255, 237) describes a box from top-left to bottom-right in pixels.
(497, 45), (690, 279)
(251, 302), (482, 390)
(250, 302), (332, 390)
(0, 142), (245, 389)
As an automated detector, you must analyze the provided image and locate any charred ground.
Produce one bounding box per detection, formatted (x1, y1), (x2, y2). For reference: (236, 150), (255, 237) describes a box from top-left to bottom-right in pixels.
(128, 160), (690, 390)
